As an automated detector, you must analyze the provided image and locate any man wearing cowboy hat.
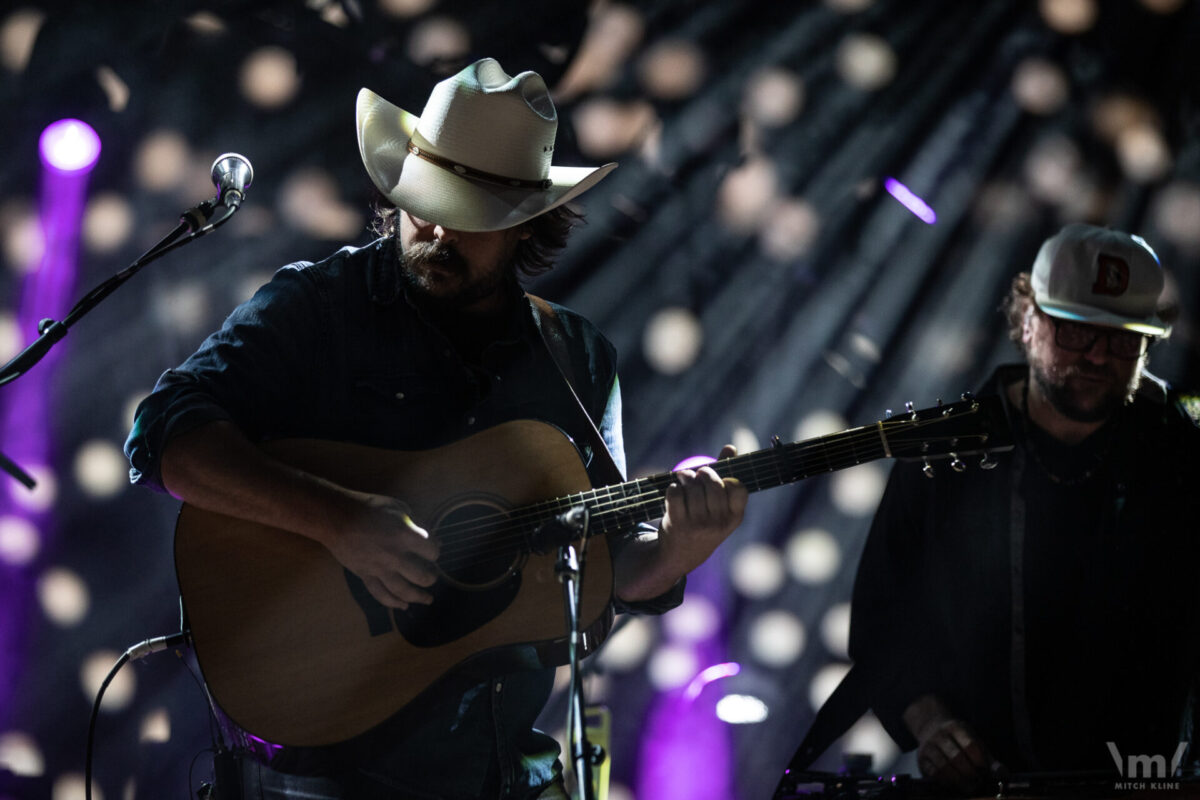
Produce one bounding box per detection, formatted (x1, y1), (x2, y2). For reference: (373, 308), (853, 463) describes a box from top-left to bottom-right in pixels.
(126, 58), (747, 798)
(843, 224), (1200, 792)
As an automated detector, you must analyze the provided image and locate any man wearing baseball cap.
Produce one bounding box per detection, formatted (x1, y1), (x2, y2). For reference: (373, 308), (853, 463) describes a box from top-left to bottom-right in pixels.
(845, 224), (1200, 791)
(126, 59), (747, 799)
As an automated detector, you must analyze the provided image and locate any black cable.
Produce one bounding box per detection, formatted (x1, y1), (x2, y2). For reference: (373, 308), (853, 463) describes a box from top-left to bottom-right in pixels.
(84, 632), (189, 800)
(84, 649), (129, 800)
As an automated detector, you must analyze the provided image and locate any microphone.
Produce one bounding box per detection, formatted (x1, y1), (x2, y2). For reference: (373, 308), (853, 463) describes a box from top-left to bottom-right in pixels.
(210, 152), (254, 208)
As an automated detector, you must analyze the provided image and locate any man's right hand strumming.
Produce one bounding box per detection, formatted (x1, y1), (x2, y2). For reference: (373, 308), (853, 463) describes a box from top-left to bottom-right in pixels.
(161, 420), (440, 610)
(325, 492), (439, 609)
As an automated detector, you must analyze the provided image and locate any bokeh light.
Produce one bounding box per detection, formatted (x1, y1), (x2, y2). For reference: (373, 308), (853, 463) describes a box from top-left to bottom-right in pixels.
(239, 46), (301, 109)
(759, 198), (821, 261)
(820, 602), (852, 659)
(836, 34), (897, 91)
(643, 307), (703, 375)
(809, 662), (852, 710)
(786, 528), (842, 584)
(743, 68), (805, 128)
(794, 410), (849, 444)
(1039, 0), (1098, 34)
(74, 439), (129, 499)
(1011, 57), (1069, 116)
(662, 593), (721, 641)
(729, 543), (786, 599)
(52, 772), (102, 800)
(639, 39), (705, 100)
(134, 130), (192, 193)
(407, 16), (471, 70)
(716, 694), (770, 724)
(0, 9), (45, 73)
(80, 649), (136, 712)
(647, 643), (700, 690)
(140, 708), (171, 743)
(0, 730), (44, 776)
(82, 193), (135, 254)
(747, 610), (806, 667)
(717, 156), (779, 233)
(39, 119), (101, 174)
(597, 616), (656, 672)
(279, 167), (365, 241)
(37, 566), (90, 627)
(830, 462), (887, 516)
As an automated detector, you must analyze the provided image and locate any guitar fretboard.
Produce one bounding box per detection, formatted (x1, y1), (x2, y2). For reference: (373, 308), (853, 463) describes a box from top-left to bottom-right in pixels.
(536, 422), (890, 539)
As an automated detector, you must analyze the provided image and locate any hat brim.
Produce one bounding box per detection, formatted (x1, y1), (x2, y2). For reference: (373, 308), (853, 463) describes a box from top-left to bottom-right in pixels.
(357, 88), (616, 233)
(1036, 296), (1170, 337)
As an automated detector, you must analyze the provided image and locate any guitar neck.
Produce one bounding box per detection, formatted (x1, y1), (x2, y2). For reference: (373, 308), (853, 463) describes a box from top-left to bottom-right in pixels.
(547, 422), (888, 539)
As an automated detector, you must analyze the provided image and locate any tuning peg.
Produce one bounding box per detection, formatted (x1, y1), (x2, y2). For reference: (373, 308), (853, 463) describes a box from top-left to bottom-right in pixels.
(979, 452), (998, 470)
(771, 435), (782, 448)
(960, 391), (974, 401)
(949, 453), (966, 472)
(936, 398), (943, 407)
(885, 409), (893, 419)
(922, 459), (934, 479)
(906, 401), (918, 420)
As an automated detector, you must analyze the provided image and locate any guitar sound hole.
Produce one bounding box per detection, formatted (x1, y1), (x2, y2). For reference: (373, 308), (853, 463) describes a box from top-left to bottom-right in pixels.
(435, 498), (524, 589)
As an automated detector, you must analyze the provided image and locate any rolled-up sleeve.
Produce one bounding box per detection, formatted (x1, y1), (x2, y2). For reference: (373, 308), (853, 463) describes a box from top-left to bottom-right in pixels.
(124, 264), (322, 492)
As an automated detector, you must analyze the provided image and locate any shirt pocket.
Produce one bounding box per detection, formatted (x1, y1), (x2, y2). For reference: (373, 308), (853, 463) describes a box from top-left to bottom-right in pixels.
(351, 370), (463, 449)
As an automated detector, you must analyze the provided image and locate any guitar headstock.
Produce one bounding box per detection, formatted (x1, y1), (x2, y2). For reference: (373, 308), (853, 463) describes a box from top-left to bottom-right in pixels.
(882, 394), (1014, 473)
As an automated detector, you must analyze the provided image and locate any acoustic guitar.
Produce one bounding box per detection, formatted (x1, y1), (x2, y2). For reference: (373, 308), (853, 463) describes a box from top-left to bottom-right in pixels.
(174, 395), (1011, 746)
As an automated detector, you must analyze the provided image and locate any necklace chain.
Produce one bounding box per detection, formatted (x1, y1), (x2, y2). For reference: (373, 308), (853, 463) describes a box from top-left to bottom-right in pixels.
(1021, 379), (1113, 486)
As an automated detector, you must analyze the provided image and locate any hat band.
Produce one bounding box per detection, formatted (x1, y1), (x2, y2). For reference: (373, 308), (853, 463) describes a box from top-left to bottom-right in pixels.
(406, 140), (552, 191)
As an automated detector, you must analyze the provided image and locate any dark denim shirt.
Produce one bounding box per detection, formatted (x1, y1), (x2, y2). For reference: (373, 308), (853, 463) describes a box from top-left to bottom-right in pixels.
(125, 237), (682, 799)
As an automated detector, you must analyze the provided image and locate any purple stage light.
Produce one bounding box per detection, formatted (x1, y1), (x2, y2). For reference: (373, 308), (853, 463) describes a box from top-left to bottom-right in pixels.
(0, 118), (99, 719)
(883, 177), (936, 224)
(38, 119), (102, 174)
(638, 559), (733, 800)
(673, 454), (717, 471)
(684, 661), (741, 702)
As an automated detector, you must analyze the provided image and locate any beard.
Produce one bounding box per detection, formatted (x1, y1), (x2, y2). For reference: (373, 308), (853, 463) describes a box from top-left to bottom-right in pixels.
(1029, 353), (1142, 423)
(399, 240), (513, 312)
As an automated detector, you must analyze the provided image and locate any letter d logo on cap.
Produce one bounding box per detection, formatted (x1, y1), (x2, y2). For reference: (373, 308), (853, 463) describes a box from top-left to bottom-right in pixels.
(1092, 254), (1130, 297)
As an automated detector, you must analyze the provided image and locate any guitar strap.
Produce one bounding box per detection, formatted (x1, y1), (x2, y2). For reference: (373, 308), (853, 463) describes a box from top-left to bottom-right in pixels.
(526, 293), (625, 486)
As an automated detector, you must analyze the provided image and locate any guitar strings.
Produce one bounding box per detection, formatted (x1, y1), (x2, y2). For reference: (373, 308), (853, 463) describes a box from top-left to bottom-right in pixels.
(429, 422), (984, 572)
(432, 416), (979, 545)
(433, 429), (972, 570)
(432, 427), (978, 568)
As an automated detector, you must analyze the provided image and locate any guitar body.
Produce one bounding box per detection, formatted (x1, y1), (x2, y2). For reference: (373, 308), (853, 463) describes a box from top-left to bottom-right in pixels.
(174, 419), (614, 747)
(173, 395), (1012, 748)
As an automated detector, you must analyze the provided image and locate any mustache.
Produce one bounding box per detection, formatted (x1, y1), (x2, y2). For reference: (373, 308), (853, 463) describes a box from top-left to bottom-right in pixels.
(1065, 362), (1118, 380)
(405, 241), (467, 271)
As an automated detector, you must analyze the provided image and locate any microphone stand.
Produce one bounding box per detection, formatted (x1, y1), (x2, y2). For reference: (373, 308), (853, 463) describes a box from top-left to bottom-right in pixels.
(0, 197), (240, 488)
(545, 506), (604, 800)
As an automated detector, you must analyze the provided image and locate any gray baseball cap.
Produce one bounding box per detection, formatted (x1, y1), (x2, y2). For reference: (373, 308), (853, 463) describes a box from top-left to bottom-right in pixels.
(1031, 223), (1170, 336)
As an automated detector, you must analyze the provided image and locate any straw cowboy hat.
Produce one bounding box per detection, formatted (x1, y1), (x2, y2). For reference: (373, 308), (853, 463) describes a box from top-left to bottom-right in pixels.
(356, 58), (617, 232)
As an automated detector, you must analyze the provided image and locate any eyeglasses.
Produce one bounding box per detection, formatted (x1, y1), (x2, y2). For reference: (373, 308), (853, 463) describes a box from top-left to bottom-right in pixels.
(1046, 316), (1149, 360)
